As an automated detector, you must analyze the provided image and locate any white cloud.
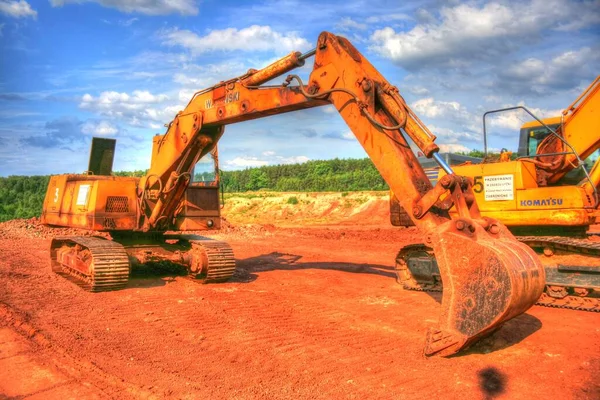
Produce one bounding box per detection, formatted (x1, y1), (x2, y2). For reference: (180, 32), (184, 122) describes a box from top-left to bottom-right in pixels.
(438, 143), (470, 153)
(409, 99), (484, 144)
(407, 86), (430, 96)
(365, 13), (411, 23)
(222, 152), (310, 169)
(177, 89), (195, 103)
(172, 60), (246, 91)
(335, 17), (367, 32)
(224, 157), (270, 168)
(160, 25), (311, 55)
(323, 130), (355, 141)
(119, 17), (138, 27)
(80, 90), (176, 127)
(414, 8), (436, 25)
(81, 120), (119, 136)
(81, 90), (169, 108)
(279, 155), (309, 164)
(498, 47), (600, 94)
(411, 97), (476, 130)
(369, 0), (600, 70)
(484, 95), (503, 103)
(50, 0), (198, 16)
(0, 0), (36, 19)
(428, 124), (482, 145)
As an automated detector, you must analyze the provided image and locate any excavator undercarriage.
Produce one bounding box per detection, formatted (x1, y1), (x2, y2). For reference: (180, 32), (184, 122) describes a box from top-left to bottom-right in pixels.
(50, 234), (236, 291)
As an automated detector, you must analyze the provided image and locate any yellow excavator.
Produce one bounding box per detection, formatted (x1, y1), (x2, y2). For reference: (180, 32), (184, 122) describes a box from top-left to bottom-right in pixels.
(392, 75), (600, 312)
(41, 32), (546, 357)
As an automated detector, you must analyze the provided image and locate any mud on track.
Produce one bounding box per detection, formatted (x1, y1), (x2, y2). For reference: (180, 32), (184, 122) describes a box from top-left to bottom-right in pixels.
(0, 224), (599, 399)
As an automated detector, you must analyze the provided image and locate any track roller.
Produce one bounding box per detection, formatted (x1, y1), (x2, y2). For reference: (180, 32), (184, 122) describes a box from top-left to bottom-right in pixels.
(187, 239), (236, 283)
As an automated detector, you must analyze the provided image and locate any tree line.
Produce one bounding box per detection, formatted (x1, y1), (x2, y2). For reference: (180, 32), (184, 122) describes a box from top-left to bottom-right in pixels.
(0, 175), (50, 222)
(0, 151), (488, 222)
(0, 158), (388, 222)
(221, 158), (388, 192)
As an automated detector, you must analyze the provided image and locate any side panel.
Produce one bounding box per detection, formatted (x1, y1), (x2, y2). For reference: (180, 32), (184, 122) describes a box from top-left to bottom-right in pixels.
(41, 175), (68, 224)
(42, 175), (138, 231)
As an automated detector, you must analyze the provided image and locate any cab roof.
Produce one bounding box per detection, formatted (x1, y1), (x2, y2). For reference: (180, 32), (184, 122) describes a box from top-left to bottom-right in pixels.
(521, 116), (562, 129)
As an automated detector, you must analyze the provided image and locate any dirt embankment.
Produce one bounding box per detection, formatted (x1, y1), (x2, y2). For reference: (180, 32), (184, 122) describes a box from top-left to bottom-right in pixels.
(0, 217), (107, 240)
(221, 191), (390, 227)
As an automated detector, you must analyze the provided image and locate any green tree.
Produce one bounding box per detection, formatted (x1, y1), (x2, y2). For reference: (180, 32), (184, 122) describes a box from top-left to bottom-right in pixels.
(246, 169), (269, 190)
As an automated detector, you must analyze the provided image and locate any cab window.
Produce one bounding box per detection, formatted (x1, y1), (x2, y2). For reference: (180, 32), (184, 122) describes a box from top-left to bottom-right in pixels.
(527, 124), (560, 155)
(192, 152), (217, 185)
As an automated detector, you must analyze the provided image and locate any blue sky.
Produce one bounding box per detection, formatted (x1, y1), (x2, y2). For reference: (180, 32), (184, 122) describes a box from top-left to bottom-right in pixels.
(0, 0), (598, 176)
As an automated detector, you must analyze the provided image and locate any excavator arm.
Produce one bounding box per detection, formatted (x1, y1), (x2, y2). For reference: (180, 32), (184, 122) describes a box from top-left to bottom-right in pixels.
(139, 32), (545, 356)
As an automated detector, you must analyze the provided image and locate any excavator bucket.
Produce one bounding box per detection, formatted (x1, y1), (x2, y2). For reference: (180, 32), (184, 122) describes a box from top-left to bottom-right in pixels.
(423, 220), (545, 356)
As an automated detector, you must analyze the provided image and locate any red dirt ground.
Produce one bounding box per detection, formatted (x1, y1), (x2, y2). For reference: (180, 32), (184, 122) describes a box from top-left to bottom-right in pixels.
(0, 217), (599, 399)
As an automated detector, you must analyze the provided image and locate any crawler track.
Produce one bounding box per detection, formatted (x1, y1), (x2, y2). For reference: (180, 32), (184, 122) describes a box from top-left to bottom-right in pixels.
(189, 239), (236, 283)
(536, 292), (600, 312)
(50, 236), (130, 292)
(518, 235), (600, 256)
(396, 238), (600, 311)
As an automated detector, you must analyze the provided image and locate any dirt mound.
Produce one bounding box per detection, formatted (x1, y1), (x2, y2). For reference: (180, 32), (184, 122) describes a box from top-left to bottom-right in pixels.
(0, 217), (101, 240)
(222, 191), (390, 227)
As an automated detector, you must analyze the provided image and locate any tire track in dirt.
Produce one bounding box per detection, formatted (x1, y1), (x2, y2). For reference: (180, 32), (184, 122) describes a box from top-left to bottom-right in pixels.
(181, 278), (431, 397)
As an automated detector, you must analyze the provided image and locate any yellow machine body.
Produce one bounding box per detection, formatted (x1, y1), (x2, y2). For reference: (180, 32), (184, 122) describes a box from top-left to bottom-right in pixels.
(391, 75), (600, 232)
(443, 161), (596, 227)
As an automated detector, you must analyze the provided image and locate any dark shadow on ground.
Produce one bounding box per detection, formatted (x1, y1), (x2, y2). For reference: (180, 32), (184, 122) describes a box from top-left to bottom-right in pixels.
(232, 251), (396, 283)
(127, 251), (396, 289)
(460, 313), (543, 356)
(477, 366), (507, 399)
(128, 262), (187, 289)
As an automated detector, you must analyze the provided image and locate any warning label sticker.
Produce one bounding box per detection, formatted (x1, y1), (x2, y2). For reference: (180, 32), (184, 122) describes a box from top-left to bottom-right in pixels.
(76, 184), (91, 206)
(483, 174), (514, 201)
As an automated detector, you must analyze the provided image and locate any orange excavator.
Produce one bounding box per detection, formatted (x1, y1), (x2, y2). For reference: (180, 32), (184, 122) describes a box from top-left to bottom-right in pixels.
(41, 32), (545, 357)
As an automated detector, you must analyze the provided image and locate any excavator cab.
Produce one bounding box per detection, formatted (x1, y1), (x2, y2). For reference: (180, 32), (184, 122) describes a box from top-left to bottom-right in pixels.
(517, 117), (561, 158)
(174, 147), (223, 230)
(148, 133), (223, 231)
